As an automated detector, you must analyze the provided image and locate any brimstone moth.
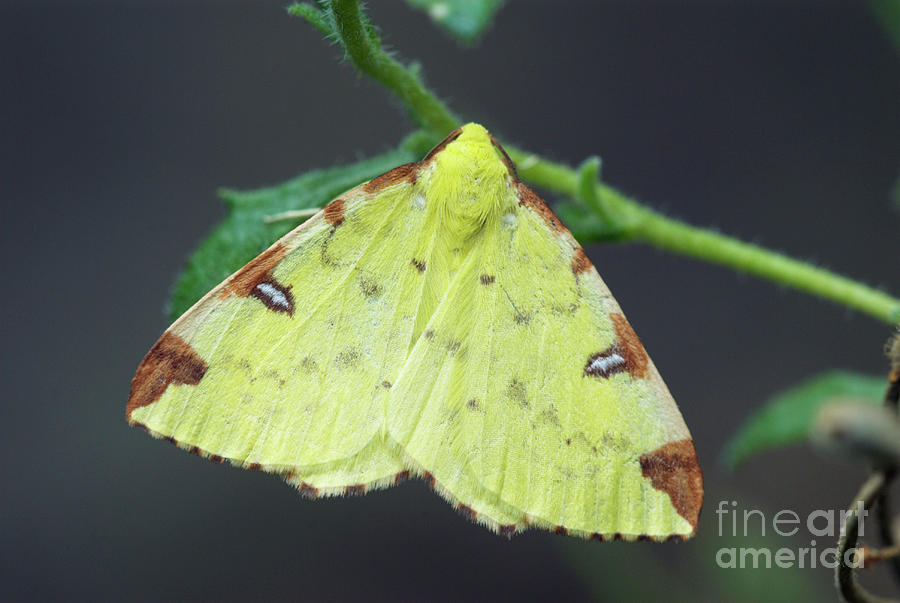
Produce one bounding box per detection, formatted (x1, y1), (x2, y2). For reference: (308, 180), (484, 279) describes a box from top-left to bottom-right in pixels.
(127, 123), (703, 541)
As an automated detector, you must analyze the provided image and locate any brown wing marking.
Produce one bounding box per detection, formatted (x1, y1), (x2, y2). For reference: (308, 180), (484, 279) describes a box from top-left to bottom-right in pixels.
(126, 332), (208, 422)
(362, 163), (420, 193)
(639, 439), (703, 531)
(218, 243), (294, 315)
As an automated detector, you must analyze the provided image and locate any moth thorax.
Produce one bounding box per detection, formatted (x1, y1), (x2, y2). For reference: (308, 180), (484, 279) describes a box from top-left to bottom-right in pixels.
(430, 141), (513, 238)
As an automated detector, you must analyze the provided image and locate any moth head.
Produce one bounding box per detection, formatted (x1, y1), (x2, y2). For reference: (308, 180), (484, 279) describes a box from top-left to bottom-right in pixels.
(427, 123), (517, 236)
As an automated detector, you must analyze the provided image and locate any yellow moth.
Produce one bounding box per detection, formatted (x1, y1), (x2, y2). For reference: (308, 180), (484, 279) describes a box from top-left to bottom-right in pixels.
(127, 124), (703, 541)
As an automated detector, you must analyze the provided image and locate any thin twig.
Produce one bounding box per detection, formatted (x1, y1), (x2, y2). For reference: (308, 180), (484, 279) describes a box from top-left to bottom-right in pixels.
(863, 543), (900, 568)
(874, 488), (900, 588)
(837, 359), (900, 602)
(878, 358), (900, 585)
(837, 472), (897, 603)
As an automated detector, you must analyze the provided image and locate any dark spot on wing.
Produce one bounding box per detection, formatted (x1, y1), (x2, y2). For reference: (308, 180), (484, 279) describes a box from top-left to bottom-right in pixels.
(585, 314), (650, 379)
(411, 258), (427, 272)
(237, 358), (254, 378)
(466, 399), (480, 411)
(584, 345), (628, 379)
(394, 470), (411, 485)
(554, 526), (569, 536)
(336, 348), (361, 367)
(480, 274), (495, 285)
(324, 198), (345, 226)
(381, 381), (392, 389)
(250, 278), (295, 315)
(640, 439), (703, 531)
(127, 332), (208, 422)
(360, 276), (382, 298)
(540, 405), (561, 426)
(498, 524), (517, 538)
(506, 379), (529, 409)
(220, 243), (289, 299)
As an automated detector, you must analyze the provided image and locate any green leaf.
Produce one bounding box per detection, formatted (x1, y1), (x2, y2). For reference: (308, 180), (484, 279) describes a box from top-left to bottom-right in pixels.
(575, 156), (602, 211)
(721, 371), (887, 470)
(555, 201), (630, 243)
(867, 0), (900, 54)
(406, 0), (505, 44)
(168, 144), (420, 319)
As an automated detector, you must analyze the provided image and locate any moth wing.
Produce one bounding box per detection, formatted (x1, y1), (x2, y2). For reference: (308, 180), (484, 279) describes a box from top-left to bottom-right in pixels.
(386, 184), (703, 539)
(128, 164), (435, 493)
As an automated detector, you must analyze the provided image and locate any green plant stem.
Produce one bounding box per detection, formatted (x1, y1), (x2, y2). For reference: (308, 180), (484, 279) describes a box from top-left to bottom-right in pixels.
(324, 0), (900, 325)
(510, 151), (900, 325)
(330, 0), (458, 133)
(634, 213), (900, 324)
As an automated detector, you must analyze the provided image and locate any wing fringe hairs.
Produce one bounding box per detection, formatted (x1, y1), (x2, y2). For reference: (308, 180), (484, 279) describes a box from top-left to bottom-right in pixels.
(127, 124), (703, 542)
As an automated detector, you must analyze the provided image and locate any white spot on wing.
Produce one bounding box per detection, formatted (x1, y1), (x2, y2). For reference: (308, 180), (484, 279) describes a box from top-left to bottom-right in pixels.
(501, 212), (517, 228)
(589, 353), (625, 374)
(255, 282), (291, 310)
(413, 195), (426, 210)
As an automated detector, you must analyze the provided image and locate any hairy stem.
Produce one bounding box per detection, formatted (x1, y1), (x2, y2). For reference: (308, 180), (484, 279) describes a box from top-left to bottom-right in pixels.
(330, 0), (458, 134)
(319, 0), (900, 325)
(509, 150), (900, 325)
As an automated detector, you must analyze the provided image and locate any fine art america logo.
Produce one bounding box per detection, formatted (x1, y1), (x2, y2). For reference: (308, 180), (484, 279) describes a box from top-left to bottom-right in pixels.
(715, 500), (865, 569)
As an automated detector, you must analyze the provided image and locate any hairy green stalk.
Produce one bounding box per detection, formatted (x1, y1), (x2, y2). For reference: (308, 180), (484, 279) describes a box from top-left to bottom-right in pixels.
(330, 0), (458, 133)
(511, 153), (900, 325)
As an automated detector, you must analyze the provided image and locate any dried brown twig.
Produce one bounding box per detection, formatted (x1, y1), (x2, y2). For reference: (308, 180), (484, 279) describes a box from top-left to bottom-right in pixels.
(836, 335), (900, 602)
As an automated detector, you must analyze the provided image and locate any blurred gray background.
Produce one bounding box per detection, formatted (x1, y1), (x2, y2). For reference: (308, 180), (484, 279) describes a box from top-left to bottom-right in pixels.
(2, 1), (898, 601)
